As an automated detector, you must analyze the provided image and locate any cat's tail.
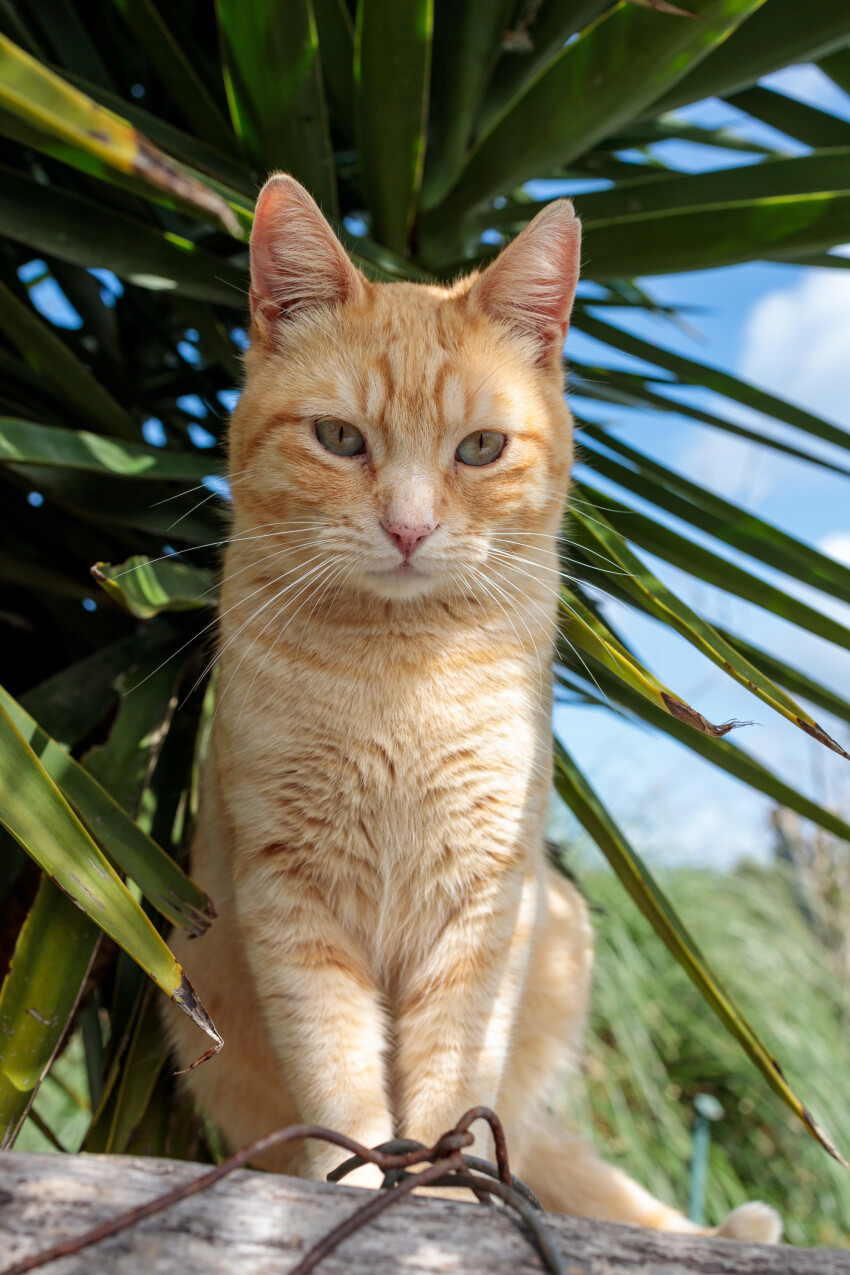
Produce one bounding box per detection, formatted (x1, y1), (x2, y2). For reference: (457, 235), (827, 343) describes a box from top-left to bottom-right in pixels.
(516, 1117), (781, 1243)
(714, 1201), (783, 1243)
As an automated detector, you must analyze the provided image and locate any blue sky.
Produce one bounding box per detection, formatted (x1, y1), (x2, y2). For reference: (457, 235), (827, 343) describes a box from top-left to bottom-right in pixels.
(551, 64), (850, 869)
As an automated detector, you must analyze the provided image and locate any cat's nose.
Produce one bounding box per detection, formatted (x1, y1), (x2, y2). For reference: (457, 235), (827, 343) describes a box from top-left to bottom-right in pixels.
(381, 518), (435, 560)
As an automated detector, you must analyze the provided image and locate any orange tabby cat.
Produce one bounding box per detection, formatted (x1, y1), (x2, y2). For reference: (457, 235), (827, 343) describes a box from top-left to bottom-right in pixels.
(166, 174), (780, 1241)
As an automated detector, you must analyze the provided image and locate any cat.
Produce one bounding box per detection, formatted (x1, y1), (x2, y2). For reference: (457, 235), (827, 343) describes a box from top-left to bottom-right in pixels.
(165, 173), (780, 1242)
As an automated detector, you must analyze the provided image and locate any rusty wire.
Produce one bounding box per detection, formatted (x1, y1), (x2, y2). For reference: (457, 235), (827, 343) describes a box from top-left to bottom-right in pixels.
(0, 1107), (567, 1275)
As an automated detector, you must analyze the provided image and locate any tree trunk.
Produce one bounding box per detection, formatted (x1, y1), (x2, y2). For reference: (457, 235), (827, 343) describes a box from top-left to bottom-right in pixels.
(1, 1151), (847, 1274)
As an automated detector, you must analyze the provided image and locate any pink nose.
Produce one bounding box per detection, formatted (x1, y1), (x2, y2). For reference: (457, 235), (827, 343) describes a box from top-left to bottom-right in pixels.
(382, 519), (435, 560)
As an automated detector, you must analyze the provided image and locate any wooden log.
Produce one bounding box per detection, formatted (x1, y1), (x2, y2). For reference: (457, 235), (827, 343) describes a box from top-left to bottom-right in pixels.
(1, 1151), (848, 1274)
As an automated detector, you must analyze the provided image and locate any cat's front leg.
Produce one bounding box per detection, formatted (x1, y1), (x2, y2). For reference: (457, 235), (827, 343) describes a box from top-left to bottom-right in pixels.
(235, 858), (394, 1182)
(396, 869), (538, 1159)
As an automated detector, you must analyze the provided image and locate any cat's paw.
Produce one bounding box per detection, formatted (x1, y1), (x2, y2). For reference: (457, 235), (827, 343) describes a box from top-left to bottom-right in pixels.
(716, 1201), (782, 1244)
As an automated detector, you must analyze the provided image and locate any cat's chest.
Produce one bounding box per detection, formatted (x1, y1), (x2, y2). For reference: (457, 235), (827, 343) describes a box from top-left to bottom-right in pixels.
(221, 647), (548, 873)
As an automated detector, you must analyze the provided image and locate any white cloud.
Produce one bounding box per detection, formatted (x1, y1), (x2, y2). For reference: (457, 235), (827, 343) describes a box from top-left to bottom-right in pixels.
(673, 411), (793, 511)
(819, 532), (850, 566)
(739, 272), (850, 427)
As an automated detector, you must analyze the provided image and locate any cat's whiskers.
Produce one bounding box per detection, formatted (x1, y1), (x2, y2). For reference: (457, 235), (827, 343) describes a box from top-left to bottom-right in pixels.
(232, 554), (352, 723)
(149, 467), (250, 510)
(175, 544), (344, 704)
(314, 559), (359, 644)
(463, 563), (546, 706)
(125, 557), (309, 697)
(294, 554), (354, 658)
(166, 482), (232, 532)
(213, 555), (345, 721)
(486, 554), (612, 707)
(199, 541), (348, 688)
(489, 538), (635, 587)
(448, 567), (481, 630)
(568, 492), (639, 516)
(192, 536), (345, 603)
(566, 501), (631, 537)
(491, 549), (629, 678)
(109, 522), (328, 581)
(575, 579), (634, 618)
(489, 527), (637, 579)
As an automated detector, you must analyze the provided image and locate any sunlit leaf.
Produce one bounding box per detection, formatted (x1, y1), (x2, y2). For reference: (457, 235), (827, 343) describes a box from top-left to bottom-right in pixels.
(422, 0), (765, 234)
(92, 556), (217, 619)
(0, 684), (214, 934)
(0, 418), (221, 481)
(0, 696), (221, 1062)
(216, 0), (338, 215)
(0, 168), (247, 303)
(651, 0), (850, 112)
(570, 497), (850, 759)
(559, 585), (741, 738)
(0, 876), (98, 1149)
(0, 32), (241, 235)
(557, 660), (850, 846)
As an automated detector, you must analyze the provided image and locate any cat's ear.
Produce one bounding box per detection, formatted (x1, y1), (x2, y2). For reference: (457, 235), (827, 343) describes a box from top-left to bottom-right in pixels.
(469, 200), (581, 363)
(249, 173), (365, 342)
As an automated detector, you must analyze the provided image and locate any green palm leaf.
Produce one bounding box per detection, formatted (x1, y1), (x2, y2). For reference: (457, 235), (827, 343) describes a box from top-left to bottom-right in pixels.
(552, 737), (846, 1166)
(569, 499), (850, 756)
(355, 0), (434, 251)
(0, 697), (221, 1061)
(422, 0), (766, 233)
(0, 31), (240, 234)
(0, 877), (98, 1148)
(0, 685), (213, 933)
(216, 0), (338, 216)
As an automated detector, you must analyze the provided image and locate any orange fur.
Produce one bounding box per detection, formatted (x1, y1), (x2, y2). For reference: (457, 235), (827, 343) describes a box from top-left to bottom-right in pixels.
(164, 176), (780, 1242)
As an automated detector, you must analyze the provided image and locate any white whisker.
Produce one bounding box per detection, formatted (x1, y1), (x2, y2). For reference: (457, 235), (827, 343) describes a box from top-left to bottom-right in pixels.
(466, 565), (546, 706)
(108, 522), (328, 580)
(193, 549), (341, 700)
(149, 467), (250, 510)
(486, 558), (611, 709)
(230, 557), (348, 723)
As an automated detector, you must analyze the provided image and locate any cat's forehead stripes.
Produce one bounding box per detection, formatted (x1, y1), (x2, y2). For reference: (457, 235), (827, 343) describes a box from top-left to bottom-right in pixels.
(340, 284), (543, 449)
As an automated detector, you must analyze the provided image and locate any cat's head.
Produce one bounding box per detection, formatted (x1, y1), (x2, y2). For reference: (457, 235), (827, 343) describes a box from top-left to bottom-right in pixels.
(228, 174), (580, 605)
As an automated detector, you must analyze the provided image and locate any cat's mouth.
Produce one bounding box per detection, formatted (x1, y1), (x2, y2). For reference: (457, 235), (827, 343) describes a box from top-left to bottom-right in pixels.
(370, 562), (426, 577)
(364, 559), (438, 598)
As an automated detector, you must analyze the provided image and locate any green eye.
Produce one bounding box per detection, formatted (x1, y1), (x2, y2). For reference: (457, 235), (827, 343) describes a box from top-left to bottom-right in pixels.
(456, 430), (506, 466)
(316, 418), (366, 457)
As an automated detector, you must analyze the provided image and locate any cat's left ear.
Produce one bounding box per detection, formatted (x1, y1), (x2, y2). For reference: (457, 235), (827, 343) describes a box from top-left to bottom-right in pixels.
(469, 200), (581, 364)
(249, 173), (365, 343)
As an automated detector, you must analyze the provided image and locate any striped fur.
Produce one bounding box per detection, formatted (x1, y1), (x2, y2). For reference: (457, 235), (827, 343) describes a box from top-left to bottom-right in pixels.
(164, 177), (780, 1241)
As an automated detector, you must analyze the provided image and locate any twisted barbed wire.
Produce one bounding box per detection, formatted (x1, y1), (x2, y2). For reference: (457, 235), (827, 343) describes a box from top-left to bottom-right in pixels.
(1, 1107), (567, 1275)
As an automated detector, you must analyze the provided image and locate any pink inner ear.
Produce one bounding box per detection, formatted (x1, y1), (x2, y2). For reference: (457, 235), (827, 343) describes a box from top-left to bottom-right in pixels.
(472, 201), (581, 356)
(250, 175), (361, 333)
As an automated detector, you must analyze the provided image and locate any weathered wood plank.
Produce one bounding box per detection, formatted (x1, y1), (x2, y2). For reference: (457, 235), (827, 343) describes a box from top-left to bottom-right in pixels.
(0, 1152), (848, 1274)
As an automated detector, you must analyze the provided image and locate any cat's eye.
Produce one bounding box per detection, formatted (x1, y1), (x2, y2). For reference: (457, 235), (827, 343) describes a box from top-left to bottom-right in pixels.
(316, 418), (366, 457)
(456, 430), (506, 467)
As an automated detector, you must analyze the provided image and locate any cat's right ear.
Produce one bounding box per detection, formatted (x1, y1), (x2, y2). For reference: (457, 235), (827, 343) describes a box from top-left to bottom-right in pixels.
(249, 174), (364, 343)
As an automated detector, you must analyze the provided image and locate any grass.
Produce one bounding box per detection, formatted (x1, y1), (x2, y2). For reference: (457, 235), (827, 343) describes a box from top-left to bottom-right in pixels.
(571, 864), (850, 1248)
